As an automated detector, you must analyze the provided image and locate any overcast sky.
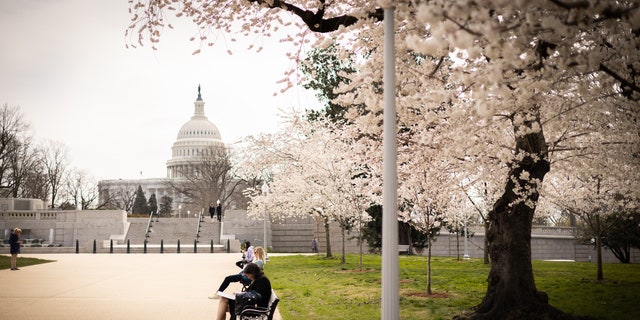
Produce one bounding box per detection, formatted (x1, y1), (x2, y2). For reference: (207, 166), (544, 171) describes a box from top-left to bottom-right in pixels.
(0, 0), (320, 181)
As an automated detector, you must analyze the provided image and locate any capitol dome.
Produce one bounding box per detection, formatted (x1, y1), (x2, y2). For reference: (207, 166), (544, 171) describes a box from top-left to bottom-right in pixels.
(176, 118), (221, 141)
(166, 86), (226, 178)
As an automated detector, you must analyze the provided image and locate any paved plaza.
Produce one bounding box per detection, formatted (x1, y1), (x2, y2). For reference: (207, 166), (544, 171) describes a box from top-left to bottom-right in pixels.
(0, 253), (281, 320)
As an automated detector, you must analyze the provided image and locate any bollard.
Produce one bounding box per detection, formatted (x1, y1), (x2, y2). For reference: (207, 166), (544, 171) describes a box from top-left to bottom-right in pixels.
(210, 239), (214, 253)
(127, 239), (130, 254)
(226, 239), (230, 253)
(194, 239), (197, 253)
(144, 239), (147, 254)
(110, 239), (113, 254)
(76, 239), (79, 254)
(177, 239), (181, 253)
(93, 239), (96, 254)
(161, 239), (164, 253)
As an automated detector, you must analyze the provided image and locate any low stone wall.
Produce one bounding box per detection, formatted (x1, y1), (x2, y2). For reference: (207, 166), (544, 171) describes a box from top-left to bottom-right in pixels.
(2, 209), (638, 262)
(271, 219), (639, 263)
(271, 216), (315, 252)
(1, 210), (128, 247)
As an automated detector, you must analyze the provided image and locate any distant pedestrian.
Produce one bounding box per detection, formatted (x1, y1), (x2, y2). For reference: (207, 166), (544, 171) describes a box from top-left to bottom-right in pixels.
(311, 237), (318, 253)
(208, 203), (215, 222)
(9, 228), (22, 270)
(216, 202), (222, 222)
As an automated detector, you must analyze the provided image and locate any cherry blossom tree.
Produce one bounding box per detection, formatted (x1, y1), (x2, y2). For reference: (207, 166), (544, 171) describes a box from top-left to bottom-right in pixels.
(397, 156), (453, 294)
(241, 115), (375, 265)
(332, 3), (640, 318)
(461, 173), (507, 264)
(547, 175), (633, 280)
(544, 110), (639, 278)
(129, 1), (640, 319)
(238, 120), (338, 258)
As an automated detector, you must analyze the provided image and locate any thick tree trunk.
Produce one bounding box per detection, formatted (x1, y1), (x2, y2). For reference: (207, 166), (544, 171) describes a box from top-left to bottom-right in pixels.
(595, 216), (604, 280)
(483, 221), (490, 264)
(456, 231), (460, 261)
(426, 234), (433, 295)
(340, 226), (346, 264)
(324, 216), (332, 258)
(359, 227), (364, 271)
(468, 112), (571, 319)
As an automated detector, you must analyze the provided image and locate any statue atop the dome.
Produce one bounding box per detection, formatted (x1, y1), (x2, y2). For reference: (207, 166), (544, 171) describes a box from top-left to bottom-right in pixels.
(197, 84), (203, 101)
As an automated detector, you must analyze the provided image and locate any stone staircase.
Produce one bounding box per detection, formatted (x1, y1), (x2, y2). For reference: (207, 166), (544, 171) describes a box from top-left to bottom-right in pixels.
(125, 217), (221, 246)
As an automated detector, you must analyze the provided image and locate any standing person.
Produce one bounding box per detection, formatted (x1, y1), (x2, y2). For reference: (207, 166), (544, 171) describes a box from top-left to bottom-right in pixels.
(216, 202), (222, 222)
(208, 203), (215, 222)
(215, 262), (272, 320)
(236, 241), (254, 269)
(311, 237), (319, 253)
(9, 228), (22, 270)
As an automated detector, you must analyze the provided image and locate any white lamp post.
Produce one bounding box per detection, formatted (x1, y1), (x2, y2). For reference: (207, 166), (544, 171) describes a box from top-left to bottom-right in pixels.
(382, 5), (399, 320)
(261, 181), (270, 260)
(463, 219), (470, 259)
(178, 205), (182, 219)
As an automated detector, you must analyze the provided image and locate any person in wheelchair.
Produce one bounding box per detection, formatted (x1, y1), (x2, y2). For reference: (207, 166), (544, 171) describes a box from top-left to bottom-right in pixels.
(209, 246), (266, 299)
(215, 262), (272, 320)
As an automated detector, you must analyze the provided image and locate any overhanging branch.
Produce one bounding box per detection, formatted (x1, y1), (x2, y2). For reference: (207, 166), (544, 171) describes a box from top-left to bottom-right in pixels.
(248, 0), (384, 32)
(600, 63), (640, 100)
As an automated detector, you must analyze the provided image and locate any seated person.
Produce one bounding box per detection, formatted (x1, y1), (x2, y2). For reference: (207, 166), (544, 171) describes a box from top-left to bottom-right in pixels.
(253, 246), (266, 269)
(235, 241), (254, 269)
(216, 262), (272, 320)
(209, 246), (266, 299)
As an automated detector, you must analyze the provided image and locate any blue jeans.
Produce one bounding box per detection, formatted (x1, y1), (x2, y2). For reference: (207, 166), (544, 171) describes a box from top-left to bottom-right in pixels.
(217, 272), (250, 292)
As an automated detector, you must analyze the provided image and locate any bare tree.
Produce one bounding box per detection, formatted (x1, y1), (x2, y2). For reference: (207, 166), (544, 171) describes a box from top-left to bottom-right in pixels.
(98, 182), (138, 212)
(169, 146), (241, 212)
(40, 141), (69, 208)
(0, 103), (31, 194)
(19, 159), (48, 201)
(64, 168), (99, 210)
(9, 137), (41, 198)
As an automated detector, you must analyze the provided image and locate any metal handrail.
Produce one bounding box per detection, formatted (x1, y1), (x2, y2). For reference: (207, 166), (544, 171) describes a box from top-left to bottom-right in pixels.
(195, 208), (204, 242)
(144, 211), (154, 238)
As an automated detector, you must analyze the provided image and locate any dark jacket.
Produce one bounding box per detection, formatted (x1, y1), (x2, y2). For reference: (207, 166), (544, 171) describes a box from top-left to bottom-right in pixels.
(247, 275), (272, 307)
(9, 233), (20, 254)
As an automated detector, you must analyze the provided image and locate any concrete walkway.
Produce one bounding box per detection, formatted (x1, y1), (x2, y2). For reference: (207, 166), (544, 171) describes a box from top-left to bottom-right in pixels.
(0, 253), (281, 320)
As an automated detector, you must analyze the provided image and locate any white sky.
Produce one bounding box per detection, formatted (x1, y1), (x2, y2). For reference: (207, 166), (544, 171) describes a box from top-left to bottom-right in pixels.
(0, 0), (320, 181)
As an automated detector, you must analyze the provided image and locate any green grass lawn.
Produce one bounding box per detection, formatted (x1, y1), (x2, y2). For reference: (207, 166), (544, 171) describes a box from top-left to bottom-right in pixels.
(0, 255), (54, 270)
(266, 254), (640, 320)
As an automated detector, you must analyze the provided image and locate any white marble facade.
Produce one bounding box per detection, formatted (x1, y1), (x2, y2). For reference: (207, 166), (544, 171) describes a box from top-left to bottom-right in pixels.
(98, 86), (226, 213)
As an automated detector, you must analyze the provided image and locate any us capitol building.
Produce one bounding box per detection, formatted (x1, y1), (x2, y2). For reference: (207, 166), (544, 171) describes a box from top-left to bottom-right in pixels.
(98, 86), (234, 215)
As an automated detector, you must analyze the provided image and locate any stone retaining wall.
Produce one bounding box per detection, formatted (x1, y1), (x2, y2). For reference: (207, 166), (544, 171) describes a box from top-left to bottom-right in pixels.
(1, 210), (127, 247)
(2, 209), (638, 262)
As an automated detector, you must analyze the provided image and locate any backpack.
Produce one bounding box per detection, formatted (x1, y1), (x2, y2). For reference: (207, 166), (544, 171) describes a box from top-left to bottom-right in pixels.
(235, 290), (263, 315)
